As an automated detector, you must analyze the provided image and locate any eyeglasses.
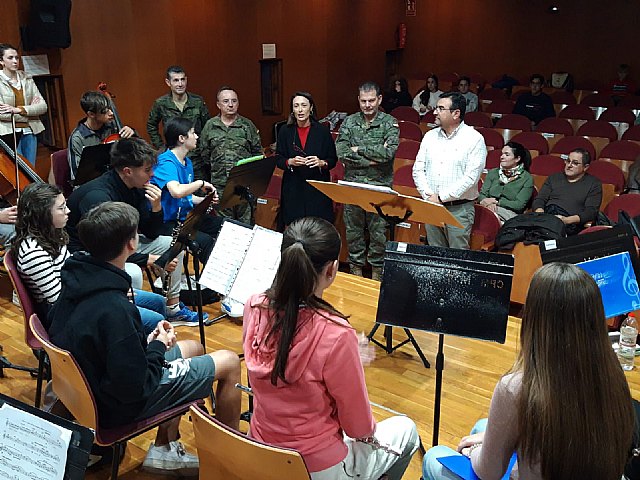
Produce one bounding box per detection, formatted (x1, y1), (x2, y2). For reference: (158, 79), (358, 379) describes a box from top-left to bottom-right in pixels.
(433, 106), (457, 112)
(564, 159), (583, 167)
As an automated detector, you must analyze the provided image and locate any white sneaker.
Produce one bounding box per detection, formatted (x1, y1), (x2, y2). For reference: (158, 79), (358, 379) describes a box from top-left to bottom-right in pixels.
(221, 296), (244, 318)
(142, 441), (199, 477)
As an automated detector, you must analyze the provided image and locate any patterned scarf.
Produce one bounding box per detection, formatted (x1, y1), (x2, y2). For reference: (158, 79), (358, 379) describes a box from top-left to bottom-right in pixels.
(499, 163), (524, 184)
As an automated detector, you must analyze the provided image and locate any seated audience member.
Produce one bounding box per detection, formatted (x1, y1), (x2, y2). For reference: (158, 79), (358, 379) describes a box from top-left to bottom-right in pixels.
(381, 76), (413, 113)
(531, 148), (602, 235)
(66, 137), (204, 326)
(67, 90), (135, 182)
(626, 156), (640, 194)
(275, 91), (336, 229)
(478, 141), (534, 222)
(13, 183), (165, 332)
(151, 117), (223, 262)
(607, 63), (637, 100)
(457, 76), (478, 113)
(513, 74), (555, 126)
(243, 217), (419, 479)
(423, 263), (635, 480)
(48, 202), (241, 476)
(0, 200), (16, 247)
(412, 75), (443, 115)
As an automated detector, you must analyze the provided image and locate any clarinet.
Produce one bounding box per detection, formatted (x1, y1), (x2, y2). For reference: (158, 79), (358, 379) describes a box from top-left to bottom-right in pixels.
(162, 207), (182, 296)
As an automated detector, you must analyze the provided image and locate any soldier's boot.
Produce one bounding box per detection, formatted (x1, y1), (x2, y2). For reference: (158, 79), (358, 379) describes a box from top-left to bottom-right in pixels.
(371, 267), (383, 282)
(350, 265), (363, 277)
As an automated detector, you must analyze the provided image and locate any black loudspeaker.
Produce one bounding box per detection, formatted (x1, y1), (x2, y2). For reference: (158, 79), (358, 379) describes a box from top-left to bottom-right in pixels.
(22, 0), (72, 50)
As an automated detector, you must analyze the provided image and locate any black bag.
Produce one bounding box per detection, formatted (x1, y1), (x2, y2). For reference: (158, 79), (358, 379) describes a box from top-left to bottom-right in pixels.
(495, 212), (566, 250)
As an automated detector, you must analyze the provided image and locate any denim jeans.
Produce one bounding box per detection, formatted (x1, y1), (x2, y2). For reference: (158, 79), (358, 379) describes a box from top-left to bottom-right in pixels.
(134, 288), (166, 334)
(17, 133), (37, 166)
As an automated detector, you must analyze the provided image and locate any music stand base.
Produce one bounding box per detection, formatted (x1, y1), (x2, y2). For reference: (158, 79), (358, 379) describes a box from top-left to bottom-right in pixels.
(367, 324), (430, 369)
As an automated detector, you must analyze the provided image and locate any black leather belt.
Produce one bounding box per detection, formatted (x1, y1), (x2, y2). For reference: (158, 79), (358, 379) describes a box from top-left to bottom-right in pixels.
(442, 199), (473, 207)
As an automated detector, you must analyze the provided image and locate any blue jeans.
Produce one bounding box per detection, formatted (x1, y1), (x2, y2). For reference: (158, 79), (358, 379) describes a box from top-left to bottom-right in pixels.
(422, 419), (488, 480)
(17, 133), (37, 166)
(134, 288), (166, 335)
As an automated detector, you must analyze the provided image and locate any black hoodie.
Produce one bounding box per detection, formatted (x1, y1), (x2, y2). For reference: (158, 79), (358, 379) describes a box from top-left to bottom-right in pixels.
(48, 252), (166, 428)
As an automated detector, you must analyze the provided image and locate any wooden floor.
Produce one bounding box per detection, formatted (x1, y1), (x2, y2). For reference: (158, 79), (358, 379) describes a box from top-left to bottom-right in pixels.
(0, 271), (639, 479)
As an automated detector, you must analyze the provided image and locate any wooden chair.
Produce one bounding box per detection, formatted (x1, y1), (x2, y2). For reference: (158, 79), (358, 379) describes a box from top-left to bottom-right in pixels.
(29, 313), (201, 480)
(190, 405), (311, 480)
(1, 251), (44, 402)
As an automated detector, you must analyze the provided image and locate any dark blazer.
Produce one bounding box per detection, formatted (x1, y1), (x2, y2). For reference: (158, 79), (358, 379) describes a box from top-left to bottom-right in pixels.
(274, 121), (337, 227)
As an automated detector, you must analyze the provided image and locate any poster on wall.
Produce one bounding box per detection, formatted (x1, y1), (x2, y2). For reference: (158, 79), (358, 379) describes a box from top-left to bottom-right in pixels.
(406, 0), (416, 16)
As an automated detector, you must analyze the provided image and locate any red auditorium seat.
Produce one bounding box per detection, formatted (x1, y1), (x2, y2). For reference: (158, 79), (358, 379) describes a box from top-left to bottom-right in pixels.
(529, 155), (566, 176)
(604, 194), (640, 223)
(599, 140), (640, 161)
(587, 160), (626, 192)
(399, 121), (423, 142)
(580, 93), (615, 108)
(599, 107), (636, 125)
(558, 104), (596, 121)
(390, 106), (420, 124)
(550, 136), (596, 161)
(621, 125), (640, 142)
(576, 120), (618, 142)
(485, 99), (515, 116)
(470, 204), (502, 250)
(485, 149), (502, 170)
(476, 127), (505, 151)
(619, 96), (640, 110)
(550, 91), (577, 105)
(393, 140), (421, 172)
(464, 111), (493, 128)
(496, 114), (532, 132)
(511, 131), (550, 155)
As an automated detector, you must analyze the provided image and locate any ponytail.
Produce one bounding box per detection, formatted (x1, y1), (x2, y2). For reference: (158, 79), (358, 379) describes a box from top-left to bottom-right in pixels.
(265, 217), (347, 386)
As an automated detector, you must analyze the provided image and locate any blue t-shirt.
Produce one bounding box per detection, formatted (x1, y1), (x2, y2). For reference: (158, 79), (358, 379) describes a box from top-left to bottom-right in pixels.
(152, 149), (194, 222)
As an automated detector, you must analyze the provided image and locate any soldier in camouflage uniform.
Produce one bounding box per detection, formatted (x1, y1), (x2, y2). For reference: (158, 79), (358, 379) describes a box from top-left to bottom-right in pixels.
(198, 86), (262, 224)
(335, 81), (399, 281)
(146, 65), (210, 174)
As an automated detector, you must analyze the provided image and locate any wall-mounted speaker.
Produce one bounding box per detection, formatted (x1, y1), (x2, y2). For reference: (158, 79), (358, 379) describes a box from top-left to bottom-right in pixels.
(21, 0), (72, 50)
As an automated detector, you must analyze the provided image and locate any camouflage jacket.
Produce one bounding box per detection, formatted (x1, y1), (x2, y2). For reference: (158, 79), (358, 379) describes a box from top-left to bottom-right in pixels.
(146, 92), (210, 149)
(335, 111), (399, 186)
(198, 115), (262, 189)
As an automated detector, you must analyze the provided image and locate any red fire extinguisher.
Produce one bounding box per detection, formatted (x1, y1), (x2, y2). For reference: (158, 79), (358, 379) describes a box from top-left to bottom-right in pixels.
(397, 23), (407, 49)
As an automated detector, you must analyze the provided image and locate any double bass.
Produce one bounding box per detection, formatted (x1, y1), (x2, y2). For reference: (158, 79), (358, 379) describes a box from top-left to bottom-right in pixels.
(97, 82), (124, 144)
(0, 130), (43, 205)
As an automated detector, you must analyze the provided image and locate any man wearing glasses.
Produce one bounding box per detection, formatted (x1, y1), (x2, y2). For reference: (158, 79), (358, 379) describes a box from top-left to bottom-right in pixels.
(67, 90), (135, 182)
(532, 148), (602, 235)
(198, 86), (262, 222)
(513, 74), (555, 126)
(413, 91), (486, 249)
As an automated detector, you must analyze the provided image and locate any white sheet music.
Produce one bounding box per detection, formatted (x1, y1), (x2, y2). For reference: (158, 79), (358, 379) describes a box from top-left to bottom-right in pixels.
(200, 222), (254, 295)
(0, 403), (71, 480)
(228, 227), (282, 304)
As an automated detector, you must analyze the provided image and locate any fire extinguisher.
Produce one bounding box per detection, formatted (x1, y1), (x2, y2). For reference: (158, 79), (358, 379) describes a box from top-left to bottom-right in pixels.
(397, 23), (407, 49)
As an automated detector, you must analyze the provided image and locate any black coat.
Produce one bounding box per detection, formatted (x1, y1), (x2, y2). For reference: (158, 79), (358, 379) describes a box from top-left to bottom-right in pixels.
(275, 121), (337, 227)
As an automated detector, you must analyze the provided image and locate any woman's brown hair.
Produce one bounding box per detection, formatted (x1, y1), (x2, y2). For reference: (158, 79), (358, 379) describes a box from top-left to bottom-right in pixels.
(515, 262), (634, 479)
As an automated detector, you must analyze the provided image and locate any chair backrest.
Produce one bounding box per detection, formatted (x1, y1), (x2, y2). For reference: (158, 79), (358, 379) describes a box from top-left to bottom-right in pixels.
(470, 204), (501, 250)
(622, 125), (640, 142)
(511, 131), (550, 155)
(530, 155), (566, 176)
(496, 113), (532, 132)
(599, 107), (636, 125)
(190, 405), (311, 480)
(393, 165), (416, 188)
(587, 160), (626, 192)
(580, 93), (615, 108)
(476, 127), (504, 150)
(50, 148), (72, 198)
(550, 135), (596, 161)
(398, 120), (423, 142)
(558, 104), (596, 121)
(604, 194), (640, 223)
(3, 250), (40, 349)
(330, 160), (345, 182)
(478, 87), (508, 101)
(576, 120), (618, 142)
(464, 111), (493, 128)
(537, 117), (575, 136)
(619, 96), (640, 110)
(29, 314), (99, 430)
(485, 149), (502, 170)
(550, 90), (577, 105)
(599, 140), (640, 161)
(485, 99), (515, 115)
(390, 106), (420, 124)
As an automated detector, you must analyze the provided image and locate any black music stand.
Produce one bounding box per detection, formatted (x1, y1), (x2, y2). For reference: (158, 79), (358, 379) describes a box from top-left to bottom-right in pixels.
(0, 392), (94, 479)
(219, 156), (276, 225)
(376, 243), (513, 447)
(155, 192), (217, 352)
(74, 143), (112, 186)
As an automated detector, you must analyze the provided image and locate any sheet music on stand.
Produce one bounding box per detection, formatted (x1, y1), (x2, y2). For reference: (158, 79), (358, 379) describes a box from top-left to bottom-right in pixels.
(200, 220), (283, 305)
(0, 403), (71, 480)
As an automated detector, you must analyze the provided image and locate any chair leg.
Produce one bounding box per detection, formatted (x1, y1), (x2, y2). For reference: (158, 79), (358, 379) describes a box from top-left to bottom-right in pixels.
(111, 442), (121, 480)
(34, 351), (45, 408)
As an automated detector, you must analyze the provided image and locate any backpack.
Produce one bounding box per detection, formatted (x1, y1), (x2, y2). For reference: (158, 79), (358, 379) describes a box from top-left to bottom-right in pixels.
(495, 212), (566, 250)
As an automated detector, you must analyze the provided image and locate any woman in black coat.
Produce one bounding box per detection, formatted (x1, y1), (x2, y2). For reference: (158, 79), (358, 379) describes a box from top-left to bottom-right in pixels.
(275, 91), (337, 229)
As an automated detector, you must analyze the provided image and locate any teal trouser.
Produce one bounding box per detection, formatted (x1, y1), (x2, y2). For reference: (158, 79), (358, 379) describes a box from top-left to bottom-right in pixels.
(344, 204), (388, 268)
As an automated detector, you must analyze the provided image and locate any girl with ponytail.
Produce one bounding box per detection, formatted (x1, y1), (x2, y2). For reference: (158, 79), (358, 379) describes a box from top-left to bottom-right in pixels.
(243, 217), (418, 479)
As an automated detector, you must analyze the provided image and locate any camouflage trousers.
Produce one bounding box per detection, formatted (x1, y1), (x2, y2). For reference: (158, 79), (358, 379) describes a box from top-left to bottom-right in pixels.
(343, 204), (388, 268)
(217, 201), (252, 225)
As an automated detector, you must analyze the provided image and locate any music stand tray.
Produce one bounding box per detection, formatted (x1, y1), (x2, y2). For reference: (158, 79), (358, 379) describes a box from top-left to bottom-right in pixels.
(75, 143), (112, 186)
(376, 242), (514, 446)
(0, 392), (94, 479)
(219, 156), (276, 214)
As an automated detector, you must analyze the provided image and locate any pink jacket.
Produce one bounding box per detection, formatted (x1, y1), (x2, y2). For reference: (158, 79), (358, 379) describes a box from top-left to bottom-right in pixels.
(243, 294), (376, 472)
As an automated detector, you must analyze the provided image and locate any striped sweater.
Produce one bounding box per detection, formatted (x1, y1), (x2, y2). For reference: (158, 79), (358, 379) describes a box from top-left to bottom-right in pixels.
(17, 237), (69, 305)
